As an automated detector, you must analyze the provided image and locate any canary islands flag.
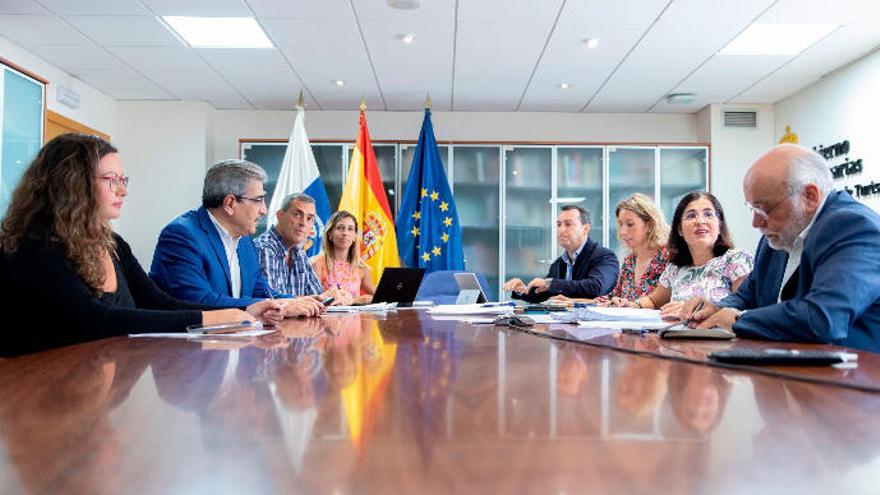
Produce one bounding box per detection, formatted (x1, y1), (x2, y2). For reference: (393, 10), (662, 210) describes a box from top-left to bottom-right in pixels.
(266, 101), (331, 256)
(396, 109), (464, 271)
(338, 110), (400, 279)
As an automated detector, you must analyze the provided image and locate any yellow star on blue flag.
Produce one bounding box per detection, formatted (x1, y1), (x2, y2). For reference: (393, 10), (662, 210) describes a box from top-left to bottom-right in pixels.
(395, 109), (464, 271)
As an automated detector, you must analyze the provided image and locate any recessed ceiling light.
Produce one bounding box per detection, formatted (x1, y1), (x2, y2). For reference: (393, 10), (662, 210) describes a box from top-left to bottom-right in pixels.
(719, 24), (836, 55)
(386, 0), (421, 9)
(162, 16), (273, 48)
(558, 82), (570, 90)
(400, 33), (416, 44)
(583, 37), (600, 50)
(334, 79), (345, 87)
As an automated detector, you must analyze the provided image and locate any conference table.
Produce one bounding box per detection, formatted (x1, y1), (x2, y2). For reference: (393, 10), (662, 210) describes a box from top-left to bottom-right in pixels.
(1, 309), (878, 494)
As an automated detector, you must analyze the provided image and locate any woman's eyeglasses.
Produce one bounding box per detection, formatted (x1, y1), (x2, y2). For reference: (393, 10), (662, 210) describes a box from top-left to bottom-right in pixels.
(97, 175), (130, 191)
(682, 210), (717, 222)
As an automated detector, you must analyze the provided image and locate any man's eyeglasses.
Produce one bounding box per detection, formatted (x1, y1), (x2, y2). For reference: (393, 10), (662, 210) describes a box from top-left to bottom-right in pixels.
(96, 175), (130, 191)
(745, 195), (789, 220)
(682, 210), (717, 222)
(236, 195), (266, 205)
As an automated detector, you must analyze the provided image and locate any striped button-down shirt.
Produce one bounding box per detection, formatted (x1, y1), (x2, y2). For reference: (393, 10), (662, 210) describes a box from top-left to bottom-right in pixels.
(254, 226), (324, 297)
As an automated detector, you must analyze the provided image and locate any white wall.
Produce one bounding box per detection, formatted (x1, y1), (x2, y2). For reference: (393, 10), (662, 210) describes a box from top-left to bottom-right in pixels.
(775, 48), (880, 212)
(113, 101), (213, 266)
(0, 36), (116, 136)
(702, 104), (776, 254)
(213, 109), (701, 162)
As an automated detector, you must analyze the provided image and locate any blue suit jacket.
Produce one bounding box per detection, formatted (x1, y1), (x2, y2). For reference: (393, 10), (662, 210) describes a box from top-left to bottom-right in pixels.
(150, 207), (280, 308)
(720, 191), (880, 352)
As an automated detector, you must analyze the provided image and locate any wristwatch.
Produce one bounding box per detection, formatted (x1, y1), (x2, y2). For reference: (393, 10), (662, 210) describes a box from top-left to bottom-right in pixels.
(734, 309), (747, 321)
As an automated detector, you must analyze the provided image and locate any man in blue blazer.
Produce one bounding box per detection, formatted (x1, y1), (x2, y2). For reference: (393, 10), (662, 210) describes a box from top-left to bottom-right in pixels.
(150, 160), (323, 318)
(502, 205), (619, 303)
(689, 144), (880, 352)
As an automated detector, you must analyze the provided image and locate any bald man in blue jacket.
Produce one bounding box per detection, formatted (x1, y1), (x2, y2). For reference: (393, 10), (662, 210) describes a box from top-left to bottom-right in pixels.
(688, 144), (880, 352)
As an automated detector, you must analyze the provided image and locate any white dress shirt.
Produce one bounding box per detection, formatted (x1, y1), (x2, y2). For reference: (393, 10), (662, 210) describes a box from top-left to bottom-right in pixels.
(778, 194), (828, 302)
(207, 210), (242, 298)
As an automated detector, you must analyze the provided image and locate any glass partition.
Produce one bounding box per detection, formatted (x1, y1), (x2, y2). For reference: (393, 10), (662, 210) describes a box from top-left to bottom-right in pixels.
(608, 147), (656, 256)
(454, 146), (500, 300)
(557, 147), (604, 247)
(504, 146), (552, 293)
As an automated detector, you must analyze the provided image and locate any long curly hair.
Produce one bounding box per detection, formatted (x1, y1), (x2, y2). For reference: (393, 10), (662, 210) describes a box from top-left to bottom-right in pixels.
(0, 133), (118, 294)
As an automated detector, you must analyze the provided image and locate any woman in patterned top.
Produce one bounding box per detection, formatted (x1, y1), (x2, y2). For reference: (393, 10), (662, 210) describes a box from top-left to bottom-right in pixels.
(311, 210), (376, 304)
(627, 192), (753, 319)
(551, 193), (670, 306)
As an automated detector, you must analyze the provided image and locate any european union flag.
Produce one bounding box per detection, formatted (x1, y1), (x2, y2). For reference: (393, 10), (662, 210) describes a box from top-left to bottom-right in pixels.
(396, 109), (464, 271)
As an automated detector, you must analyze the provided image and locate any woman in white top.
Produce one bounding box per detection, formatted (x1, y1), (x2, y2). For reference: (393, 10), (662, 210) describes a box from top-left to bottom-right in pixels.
(626, 191), (753, 318)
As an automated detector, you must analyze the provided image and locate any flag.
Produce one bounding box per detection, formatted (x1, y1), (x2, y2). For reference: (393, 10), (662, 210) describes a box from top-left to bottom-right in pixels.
(266, 100), (331, 256)
(396, 109), (464, 271)
(338, 109), (400, 280)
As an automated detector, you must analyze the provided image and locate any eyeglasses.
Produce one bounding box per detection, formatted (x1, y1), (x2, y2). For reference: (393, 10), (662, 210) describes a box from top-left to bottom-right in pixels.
(235, 195), (266, 205)
(682, 210), (717, 222)
(96, 175), (130, 191)
(745, 195), (789, 220)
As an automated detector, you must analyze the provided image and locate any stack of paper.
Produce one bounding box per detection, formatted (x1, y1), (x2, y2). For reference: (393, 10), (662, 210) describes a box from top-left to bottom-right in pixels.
(324, 302), (398, 313)
(426, 303), (516, 316)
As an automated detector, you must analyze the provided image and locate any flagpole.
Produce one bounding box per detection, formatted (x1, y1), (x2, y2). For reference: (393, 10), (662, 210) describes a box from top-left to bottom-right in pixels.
(297, 89), (305, 108)
(424, 93), (432, 110)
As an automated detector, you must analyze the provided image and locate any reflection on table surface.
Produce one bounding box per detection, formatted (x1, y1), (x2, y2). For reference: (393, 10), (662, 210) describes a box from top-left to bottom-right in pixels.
(1, 311), (878, 494)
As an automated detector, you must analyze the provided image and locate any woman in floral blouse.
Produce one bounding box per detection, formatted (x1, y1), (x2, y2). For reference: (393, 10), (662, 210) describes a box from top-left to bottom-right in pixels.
(551, 193), (670, 306)
(628, 191), (753, 319)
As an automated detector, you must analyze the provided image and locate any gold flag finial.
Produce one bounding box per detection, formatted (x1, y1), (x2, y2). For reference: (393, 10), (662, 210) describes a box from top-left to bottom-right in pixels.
(359, 96), (367, 112)
(424, 93), (432, 110)
(297, 89), (305, 108)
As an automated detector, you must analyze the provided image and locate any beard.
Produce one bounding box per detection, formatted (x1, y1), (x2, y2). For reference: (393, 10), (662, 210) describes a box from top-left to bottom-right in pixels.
(765, 201), (810, 251)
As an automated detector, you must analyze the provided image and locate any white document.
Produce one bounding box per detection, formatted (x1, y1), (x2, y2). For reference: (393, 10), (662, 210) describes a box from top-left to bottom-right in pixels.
(324, 302), (398, 313)
(584, 306), (664, 322)
(561, 327), (620, 340)
(130, 329), (275, 339)
(426, 303), (516, 316)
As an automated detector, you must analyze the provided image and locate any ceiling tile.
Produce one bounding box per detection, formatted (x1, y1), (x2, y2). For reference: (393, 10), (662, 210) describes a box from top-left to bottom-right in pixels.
(354, 0), (455, 21)
(23, 43), (125, 71)
(0, 0), (48, 15)
(72, 67), (175, 99)
(107, 46), (208, 72)
(519, 23), (647, 111)
(676, 54), (790, 97)
(759, 0), (880, 26)
(458, 0), (563, 24)
(248, 0), (351, 19)
(734, 75), (820, 101)
(38, 0), (150, 16)
(64, 16), (181, 46)
(0, 14), (90, 44)
(558, 0), (674, 26)
(454, 21), (551, 110)
(139, 0), (251, 16)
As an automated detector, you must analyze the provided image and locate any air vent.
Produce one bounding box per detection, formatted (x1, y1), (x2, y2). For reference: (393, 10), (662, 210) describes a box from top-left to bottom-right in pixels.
(723, 110), (757, 128)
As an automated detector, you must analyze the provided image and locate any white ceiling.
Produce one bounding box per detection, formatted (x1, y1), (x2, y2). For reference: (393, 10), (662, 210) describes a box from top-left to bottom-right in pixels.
(1, 0), (879, 112)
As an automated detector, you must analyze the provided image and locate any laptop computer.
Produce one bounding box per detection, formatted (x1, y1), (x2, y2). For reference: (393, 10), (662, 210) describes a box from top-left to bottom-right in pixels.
(454, 272), (488, 303)
(371, 267), (425, 307)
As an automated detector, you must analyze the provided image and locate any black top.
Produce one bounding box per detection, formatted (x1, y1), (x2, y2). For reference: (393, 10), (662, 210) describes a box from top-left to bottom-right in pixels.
(0, 231), (208, 356)
(513, 237), (619, 303)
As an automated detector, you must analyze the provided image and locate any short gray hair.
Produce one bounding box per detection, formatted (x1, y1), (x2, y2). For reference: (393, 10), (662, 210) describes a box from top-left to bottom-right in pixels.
(202, 159), (267, 208)
(561, 204), (590, 225)
(786, 145), (834, 196)
(279, 192), (314, 212)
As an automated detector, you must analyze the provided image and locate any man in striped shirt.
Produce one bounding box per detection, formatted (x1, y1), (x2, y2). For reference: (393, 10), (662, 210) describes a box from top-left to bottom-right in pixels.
(255, 193), (352, 305)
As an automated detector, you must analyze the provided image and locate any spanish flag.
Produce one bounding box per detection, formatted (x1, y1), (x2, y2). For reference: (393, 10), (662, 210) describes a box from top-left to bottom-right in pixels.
(338, 107), (400, 280)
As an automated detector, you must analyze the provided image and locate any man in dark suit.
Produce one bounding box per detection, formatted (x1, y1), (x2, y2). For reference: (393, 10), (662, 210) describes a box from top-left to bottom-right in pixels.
(688, 144), (880, 352)
(502, 205), (618, 303)
(150, 160), (323, 318)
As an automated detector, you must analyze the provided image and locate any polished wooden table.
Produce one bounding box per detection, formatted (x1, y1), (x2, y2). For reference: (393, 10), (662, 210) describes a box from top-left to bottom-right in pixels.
(1, 310), (878, 494)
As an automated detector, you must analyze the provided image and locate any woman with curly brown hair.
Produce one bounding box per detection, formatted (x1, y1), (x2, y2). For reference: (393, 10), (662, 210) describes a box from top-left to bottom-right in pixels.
(0, 133), (279, 356)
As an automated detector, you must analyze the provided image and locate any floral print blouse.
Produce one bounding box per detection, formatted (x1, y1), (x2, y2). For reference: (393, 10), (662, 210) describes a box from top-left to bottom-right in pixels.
(597, 247), (669, 303)
(658, 248), (754, 303)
